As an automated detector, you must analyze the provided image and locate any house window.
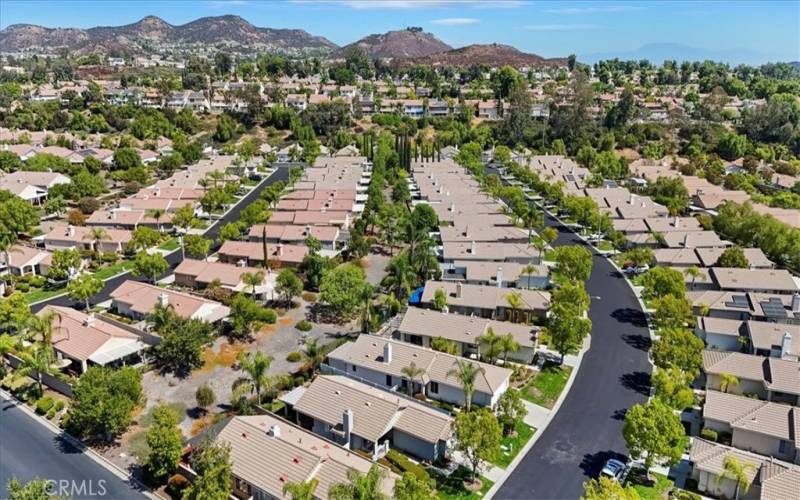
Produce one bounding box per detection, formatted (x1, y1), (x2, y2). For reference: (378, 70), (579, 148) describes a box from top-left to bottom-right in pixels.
(779, 440), (790, 453)
(429, 382), (439, 394)
(351, 365), (357, 373)
(401, 379), (408, 390)
(386, 374), (392, 386)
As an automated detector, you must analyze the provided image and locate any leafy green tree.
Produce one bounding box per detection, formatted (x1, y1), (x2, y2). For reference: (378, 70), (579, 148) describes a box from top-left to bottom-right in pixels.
(229, 294), (276, 340)
(0, 292), (31, 334)
(48, 248), (81, 281)
(320, 263), (369, 317)
(329, 464), (388, 500)
(716, 246), (750, 268)
(283, 479), (319, 500)
(430, 336), (459, 355)
(151, 312), (213, 375)
(0, 190), (38, 264)
(182, 441), (232, 500)
(213, 114), (237, 143)
(716, 132), (748, 161)
(132, 251), (168, 283)
(623, 247), (654, 268)
(6, 477), (63, 500)
(242, 270), (265, 300)
(581, 477), (640, 500)
(652, 327), (704, 377)
(652, 367), (695, 410)
(239, 199), (271, 227)
(409, 204), (439, 232)
(446, 359), (485, 411)
(454, 408), (502, 483)
(641, 267), (686, 300)
(652, 295), (695, 330)
(718, 456), (755, 500)
(195, 384), (215, 412)
(128, 226), (161, 252)
(276, 269), (303, 305)
(145, 404), (183, 481)
(432, 288), (447, 311)
(548, 302), (592, 364)
(217, 221), (244, 242)
(551, 280), (590, 314)
(67, 365), (142, 440)
(496, 388), (527, 435)
(552, 245), (593, 282)
(113, 147), (142, 170)
(66, 273), (103, 311)
(184, 235), (212, 260)
(299, 253), (334, 290)
(393, 473), (435, 500)
(381, 252), (417, 301)
(623, 399), (685, 478)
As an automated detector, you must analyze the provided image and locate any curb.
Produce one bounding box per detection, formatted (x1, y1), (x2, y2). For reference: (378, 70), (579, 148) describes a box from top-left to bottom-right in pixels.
(0, 389), (161, 499)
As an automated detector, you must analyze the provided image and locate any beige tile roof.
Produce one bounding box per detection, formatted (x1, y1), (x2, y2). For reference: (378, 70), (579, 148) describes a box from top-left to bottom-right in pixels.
(696, 316), (744, 338)
(703, 390), (795, 440)
(689, 438), (763, 484)
(174, 259), (265, 288)
(451, 261), (548, 284)
(249, 224), (339, 243)
(662, 231), (730, 249)
(0, 245), (52, 269)
(695, 247), (773, 268)
(439, 225), (529, 243)
(710, 268), (799, 293)
(218, 241), (309, 265)
(703, 350), (800, 396)
(399, 307), (538, 349)
(746, 321), (800, 357)
(293, 375), (452, 444)
(420, 280), (550, 314)
(653, 248), (702, 267)
(215, 415), (395, 500)
(326, 335), (511, 395)
(110, 280), (229, 322)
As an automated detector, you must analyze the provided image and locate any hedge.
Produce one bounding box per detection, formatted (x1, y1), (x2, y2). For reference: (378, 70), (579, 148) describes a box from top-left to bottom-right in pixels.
(385, 449), (430, 483)
(700, 428), (718, 442)
(36, 396), (54, 415)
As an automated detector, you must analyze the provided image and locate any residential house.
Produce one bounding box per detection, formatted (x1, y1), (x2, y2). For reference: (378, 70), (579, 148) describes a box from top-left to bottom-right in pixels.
(249, 224), (340, 251)
(419, 280), (550, 322)
(188, 414), (396, 500)
(173, 259), (275, 301)
(702, 350), (800, 405)
(695, 247), (774, 269)
(442, 261), (550, 289)
(396, 307), (538, 364)
(695, 316), (745, 352)
(217, 240), (309, 268)
(326, 335), (512, 409)
(688, 290), (800, 325)
(702, 390), (799, 464)
(40, 306), (147, 374)
(284, 375), (452, 461)
(0, 245), (54, 277)
(441, 241), (541, 266)
(708, 268), (799, 295)
(110, 281), (230, 323)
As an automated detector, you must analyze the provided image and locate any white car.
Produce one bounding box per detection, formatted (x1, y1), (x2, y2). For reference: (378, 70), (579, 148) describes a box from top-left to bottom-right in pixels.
(600, 459), (630, 482)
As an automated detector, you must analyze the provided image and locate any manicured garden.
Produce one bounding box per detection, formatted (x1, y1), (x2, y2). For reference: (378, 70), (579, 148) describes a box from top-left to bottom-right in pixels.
(628, 470), (674, 500)
(520, 361), (572, 408)
(493, 421), (536, 468)
(434, 467), (494, 500)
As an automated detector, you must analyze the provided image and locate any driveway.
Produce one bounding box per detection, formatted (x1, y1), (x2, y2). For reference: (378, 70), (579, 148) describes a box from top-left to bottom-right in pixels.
(494, 214), (652, 498)
(0, 393), (146, 499)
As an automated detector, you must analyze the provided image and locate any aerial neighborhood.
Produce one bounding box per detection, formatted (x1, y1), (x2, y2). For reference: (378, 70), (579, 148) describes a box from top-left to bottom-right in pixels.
(0, 4), (799, 500)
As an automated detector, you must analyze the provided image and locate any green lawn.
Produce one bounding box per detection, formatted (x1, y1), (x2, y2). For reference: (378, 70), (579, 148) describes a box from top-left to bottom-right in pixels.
(158, 238), (180, 251)
(596, 240), (614, 251)
(25, 287), (66, 304)
(493, 422), (536, 468)
(435, 467), (494, 500)
(629, 471), (674, 500)
(92, 261), (135, 280)
(520, 361), (572, 408)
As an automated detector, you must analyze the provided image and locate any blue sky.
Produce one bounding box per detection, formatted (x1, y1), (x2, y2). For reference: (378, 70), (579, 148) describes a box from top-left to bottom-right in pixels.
(1, 0), (798, 62)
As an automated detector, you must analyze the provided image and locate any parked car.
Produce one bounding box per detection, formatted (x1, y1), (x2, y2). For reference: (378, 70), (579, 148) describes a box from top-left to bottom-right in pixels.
(624, 264), (649, 275)
(600, 458), (630, 482)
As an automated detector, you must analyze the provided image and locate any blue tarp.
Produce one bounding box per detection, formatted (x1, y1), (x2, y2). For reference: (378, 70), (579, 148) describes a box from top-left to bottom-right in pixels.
(408, 286), (425, 305)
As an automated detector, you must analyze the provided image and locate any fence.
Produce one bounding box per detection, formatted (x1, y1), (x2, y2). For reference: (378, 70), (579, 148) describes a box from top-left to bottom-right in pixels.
(99, 313), (161, 346)
(5, 353), (74, 397)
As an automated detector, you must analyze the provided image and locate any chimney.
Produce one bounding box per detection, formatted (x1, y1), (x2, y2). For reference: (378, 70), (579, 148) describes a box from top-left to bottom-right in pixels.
(628, 193), (636, 205)
(305, 224), (312, 236)
(158, 292), (169, 308)
(343, 409), (354, 448)
(67, 225), (75, 237)
(781, 331), (793, 359)
(450, 202), (455, 213)
(269, 424), (281, 438)
(673, 216), (679, 228)
(464, 225), (469, 238)
(383, 343), (392, 364)
(277, 243), (283, 257)
(792, 293), (800, 312)
(470, 240), (476, 255)
(456, 282), (463, 299)
(83, 312), (95, 326)
(496, 266), (503, 288)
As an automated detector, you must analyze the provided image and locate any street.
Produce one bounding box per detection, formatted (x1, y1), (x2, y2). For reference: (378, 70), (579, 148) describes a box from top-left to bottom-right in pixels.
(0, 392), (147, 499)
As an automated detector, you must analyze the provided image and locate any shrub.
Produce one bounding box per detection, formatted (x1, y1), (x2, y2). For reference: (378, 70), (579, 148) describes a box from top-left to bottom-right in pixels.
(671, 489), (702, 500)
(46, 408), (56, 420)
(29, 275), (47, 288)
(700, 428), (718, 442)
(286, 352), (302, 362)
(385, 449), (431, 483)
(301, 291), (317, 302)
(77, 197), (101, 214)
(15, 282), (30, 292)
(101, 252), (118, 263)
(166, 474), (190, 498)
(54, 400), (66, 412)
(295, 320), (312, 332)
(36, 396), (54, 415)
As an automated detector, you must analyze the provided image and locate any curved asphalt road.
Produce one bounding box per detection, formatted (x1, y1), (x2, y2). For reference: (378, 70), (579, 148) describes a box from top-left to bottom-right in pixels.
(31, 166), (290, 313)
(0, 393), (146, 499)
(494, 212), (652, 499)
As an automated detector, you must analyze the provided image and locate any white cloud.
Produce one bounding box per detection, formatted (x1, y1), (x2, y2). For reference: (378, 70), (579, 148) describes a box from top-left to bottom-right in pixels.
(543, 5), (643, 14)
(430, 17), (480, 25)
(291, 0), (521, 10)
(521, 24), (604, 31)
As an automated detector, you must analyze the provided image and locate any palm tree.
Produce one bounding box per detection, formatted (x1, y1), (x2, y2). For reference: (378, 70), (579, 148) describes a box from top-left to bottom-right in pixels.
(521, 264), (538, 290)
(716, 456), (755, 500)
(283, 479), (319, 500)
(0, 333), (22, 370)
(146, 208), (167, 232)
(400, 362), (426, 397)
(476, 327), (501, 364)
(719, 372), (740, 394)
(329, 464), (388, 500)
(382, 254), (416, 301)
(15, 345), (54, 396)
(26, 309), (62, 361)
(683, 266), (702, 291)
(504, 291), (525, 323)
(241, 271), (265, 301)
(84, 227), (110, 256)
(358, 284), (374, 334)
(237, 351), (273, 404)
(523, 205), (543, 243)
(148, 302), (176, 332)
(446, 359), (485, 411)
(499, 333), (521, 365)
